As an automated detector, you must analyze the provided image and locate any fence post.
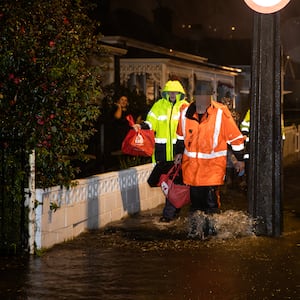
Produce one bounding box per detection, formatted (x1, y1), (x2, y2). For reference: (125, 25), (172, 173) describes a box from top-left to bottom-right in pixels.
(28, 150), (36, 254)
(296, 125), (300, 153)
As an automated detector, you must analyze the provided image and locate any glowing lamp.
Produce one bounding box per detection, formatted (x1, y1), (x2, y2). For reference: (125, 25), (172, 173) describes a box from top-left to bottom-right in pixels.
(244, 0), (291, 14)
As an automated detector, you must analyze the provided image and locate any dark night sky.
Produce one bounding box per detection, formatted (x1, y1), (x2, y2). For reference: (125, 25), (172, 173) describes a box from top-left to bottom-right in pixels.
(98, 0), (300, 65)
(107, 0), (254, 39)
(104, 0), (299, 38)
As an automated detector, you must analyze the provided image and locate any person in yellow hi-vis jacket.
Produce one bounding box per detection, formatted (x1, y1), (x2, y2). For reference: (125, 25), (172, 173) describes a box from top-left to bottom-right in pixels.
(240, 108), (285, 156)
(133, 80), (189, 222)
(239, 108), (285, 191)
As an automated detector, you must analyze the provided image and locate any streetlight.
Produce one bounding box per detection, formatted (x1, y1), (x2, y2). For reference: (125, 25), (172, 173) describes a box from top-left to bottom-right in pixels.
(243, 0), (291, 236)
(244, 0), (291, 13)
(244, 0), (290, 13)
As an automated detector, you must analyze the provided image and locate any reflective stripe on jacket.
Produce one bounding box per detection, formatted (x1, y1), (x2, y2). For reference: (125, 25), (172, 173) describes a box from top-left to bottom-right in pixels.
(240, 109), (250, 134)
(146, 98), (188, 161)
(240, 108), (285, 140)
(177, 100), (245, 186)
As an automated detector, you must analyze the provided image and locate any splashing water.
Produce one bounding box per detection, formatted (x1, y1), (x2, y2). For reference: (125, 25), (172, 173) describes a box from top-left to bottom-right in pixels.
(187, 210), (255, 240)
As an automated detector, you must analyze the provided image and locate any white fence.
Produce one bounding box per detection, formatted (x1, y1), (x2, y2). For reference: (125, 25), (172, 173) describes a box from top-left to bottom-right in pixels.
(32, 125), (300, 251)
(34, 163), (165, 250)
(283, 124), (300, 164)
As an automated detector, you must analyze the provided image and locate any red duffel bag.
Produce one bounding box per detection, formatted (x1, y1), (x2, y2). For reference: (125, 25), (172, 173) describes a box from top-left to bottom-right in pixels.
(158, 163), (190, 208)
(121, 115), (155, 157)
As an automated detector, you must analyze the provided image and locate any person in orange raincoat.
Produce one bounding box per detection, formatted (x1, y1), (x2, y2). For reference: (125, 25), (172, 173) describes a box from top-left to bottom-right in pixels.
(174, 86), (245, 238)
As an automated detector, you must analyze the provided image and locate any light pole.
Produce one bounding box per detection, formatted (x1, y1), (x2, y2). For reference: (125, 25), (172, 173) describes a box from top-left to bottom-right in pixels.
(244, 0), (291, 236)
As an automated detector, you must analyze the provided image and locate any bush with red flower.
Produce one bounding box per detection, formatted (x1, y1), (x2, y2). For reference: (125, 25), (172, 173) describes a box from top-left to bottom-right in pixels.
(0, 0), (105, 188)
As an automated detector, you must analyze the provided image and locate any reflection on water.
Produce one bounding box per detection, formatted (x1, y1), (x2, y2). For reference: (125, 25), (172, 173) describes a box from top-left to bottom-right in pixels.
(1, 207), (300, 300)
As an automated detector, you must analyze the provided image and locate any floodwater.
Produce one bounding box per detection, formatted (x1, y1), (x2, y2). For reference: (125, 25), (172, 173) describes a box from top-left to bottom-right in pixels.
(1, 162), (300, 300)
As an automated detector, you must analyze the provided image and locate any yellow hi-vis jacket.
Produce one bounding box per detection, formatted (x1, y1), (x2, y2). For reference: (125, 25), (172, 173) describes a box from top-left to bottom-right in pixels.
(145, 80), (188, 162)
(146, 98), (189, 161)
(240, 109), (250, 135)
(240, 108), (285, 140)
(177, 100), (245, 186)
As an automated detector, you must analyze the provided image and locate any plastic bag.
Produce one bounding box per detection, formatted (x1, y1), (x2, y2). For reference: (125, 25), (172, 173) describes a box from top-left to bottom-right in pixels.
(121, 115), (155, 157)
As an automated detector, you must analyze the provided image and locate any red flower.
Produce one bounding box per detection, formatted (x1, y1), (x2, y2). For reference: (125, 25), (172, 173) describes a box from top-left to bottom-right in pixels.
(41, 83), (48, 91)
(8, 74), (20, 84)
(36, 115), (45, 125)
(13, 77), (20, 84)
(63, 17), (69, 25)
(42, 140), (51, 148)
(49, 41), (55, 47)
(20, 26), (25, 34)
(9, 99), (16, 106)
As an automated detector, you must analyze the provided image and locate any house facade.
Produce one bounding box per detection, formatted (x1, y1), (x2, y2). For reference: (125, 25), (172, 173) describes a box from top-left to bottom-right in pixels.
(82, 36), (250, 175)
(100, 36), (250, 110)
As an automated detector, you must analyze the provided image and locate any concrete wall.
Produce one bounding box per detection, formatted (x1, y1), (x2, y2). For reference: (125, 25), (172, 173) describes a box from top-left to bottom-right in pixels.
(34, 163), (164, 250)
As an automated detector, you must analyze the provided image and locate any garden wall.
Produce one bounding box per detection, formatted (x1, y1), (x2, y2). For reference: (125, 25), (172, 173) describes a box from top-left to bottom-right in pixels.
(34, 163), (164, 249)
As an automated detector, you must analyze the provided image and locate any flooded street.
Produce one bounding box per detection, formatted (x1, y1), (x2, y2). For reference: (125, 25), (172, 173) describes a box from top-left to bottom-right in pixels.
(1, 161), (300, 299)
(20, 238), (300, 299)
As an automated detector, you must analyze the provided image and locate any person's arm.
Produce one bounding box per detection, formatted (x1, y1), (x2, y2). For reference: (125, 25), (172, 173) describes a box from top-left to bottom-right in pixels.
(173, 140), (184, 165)
(132, 104), (154, 131)
(173, 106), (186, 163)
(231, 150), (245, 176)
(175, 140), (184, 155)
(113, 103), (122, 119)
(132, 121), (150, 131)
(224, 112), (246, 174)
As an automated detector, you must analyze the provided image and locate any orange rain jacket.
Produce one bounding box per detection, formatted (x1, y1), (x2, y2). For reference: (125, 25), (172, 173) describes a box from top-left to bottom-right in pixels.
(176, 100), (245, 186)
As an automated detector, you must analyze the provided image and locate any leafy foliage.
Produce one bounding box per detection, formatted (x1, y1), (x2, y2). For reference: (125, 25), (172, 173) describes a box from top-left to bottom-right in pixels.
(0, 0), (105, 188)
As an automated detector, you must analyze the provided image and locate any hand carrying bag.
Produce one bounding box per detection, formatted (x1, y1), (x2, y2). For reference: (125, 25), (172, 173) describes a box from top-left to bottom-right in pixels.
(158, 163), (190, 208)
(121, 115), (155, 157)
(147, 161), (174, 187)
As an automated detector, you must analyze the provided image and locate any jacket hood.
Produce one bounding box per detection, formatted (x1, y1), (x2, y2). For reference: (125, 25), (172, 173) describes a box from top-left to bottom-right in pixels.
(161, 80), (186, 100)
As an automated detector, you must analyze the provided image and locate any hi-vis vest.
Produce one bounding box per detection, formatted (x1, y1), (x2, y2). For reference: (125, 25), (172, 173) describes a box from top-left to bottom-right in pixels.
(240, 109), (285, 140)
(240, 109), (250, 135)
(146, 98), (188, 161)
(177, 100), (245, 186)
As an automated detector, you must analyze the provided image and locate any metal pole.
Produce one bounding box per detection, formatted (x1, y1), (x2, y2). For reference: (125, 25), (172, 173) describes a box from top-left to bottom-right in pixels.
(248, 12), (283, 236)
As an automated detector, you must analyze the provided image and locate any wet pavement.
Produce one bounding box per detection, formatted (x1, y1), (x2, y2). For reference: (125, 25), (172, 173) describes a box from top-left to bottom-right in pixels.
(1, 161), (300, 299)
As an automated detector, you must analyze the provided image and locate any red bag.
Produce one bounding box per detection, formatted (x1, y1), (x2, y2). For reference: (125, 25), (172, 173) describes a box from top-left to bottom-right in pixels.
(121, 115), (155, 157)
(158, 163), (190, 208)
(147, 161), (174, 187)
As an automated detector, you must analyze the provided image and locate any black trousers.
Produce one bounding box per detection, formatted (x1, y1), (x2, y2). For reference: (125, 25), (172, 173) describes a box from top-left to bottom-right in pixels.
(190, 186), (220, 214)
(154, 143), (180, 219)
